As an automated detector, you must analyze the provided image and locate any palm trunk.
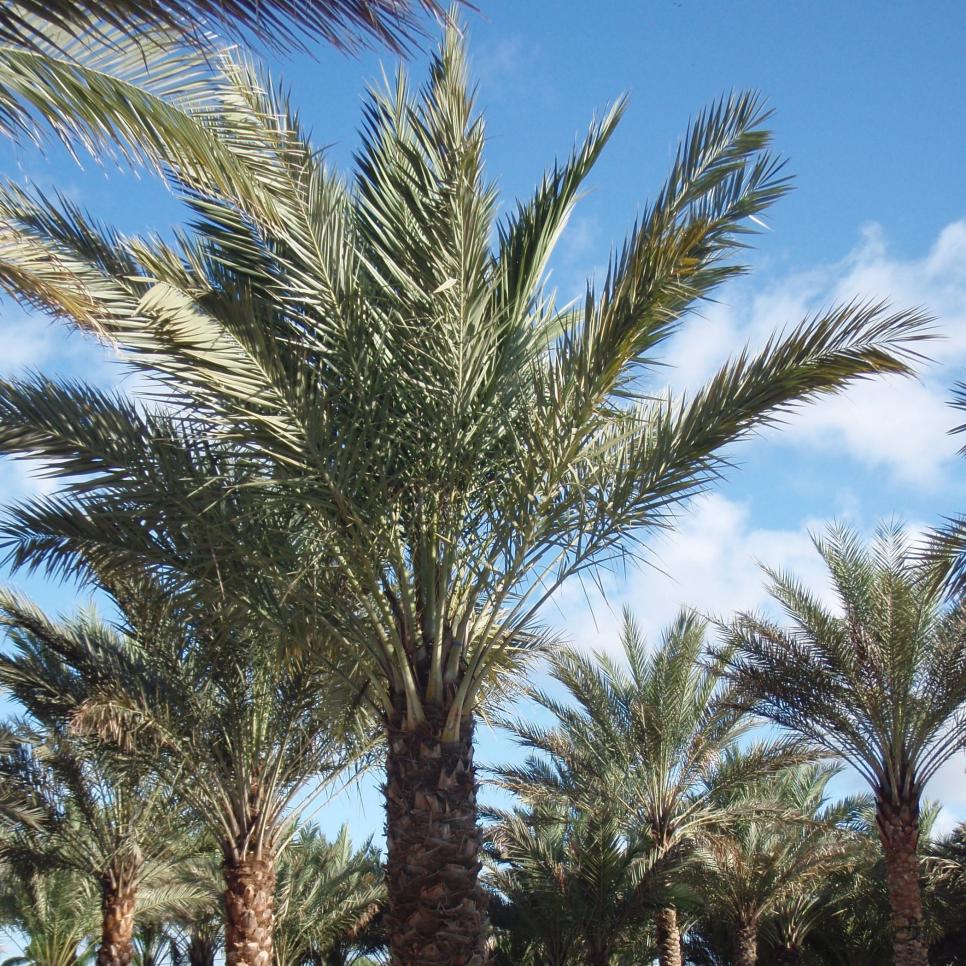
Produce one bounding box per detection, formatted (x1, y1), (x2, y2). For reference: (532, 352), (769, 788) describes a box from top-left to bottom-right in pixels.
(97, 872), (137, 966)
(384, 706), (485, 966)
(877, 797), (928, 966)
(733, 916), (757, 966)
(655, 906), (682, 966)
(223, 854), (276, 966)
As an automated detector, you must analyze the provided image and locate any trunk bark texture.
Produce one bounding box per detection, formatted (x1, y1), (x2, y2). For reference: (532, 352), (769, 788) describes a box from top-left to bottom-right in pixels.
(877, 797), (928, 966)
(733, 917), (757, 966)
(224, 855), (276, 966)
(385, 707), (485, 966)
(655, 906), (682, 966)
(97, 876), (137, 966)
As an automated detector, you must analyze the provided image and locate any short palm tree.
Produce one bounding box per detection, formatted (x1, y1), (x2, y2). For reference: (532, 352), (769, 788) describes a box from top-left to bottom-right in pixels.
(0, 550), (367, 966)
(0, 864), (99, 966)
(0, 612), (202, 966)
(485, 803), (661, 966)
(497, 610), (806, 966)
(0, 17), (933, 960)
(723, 523), (966, 966)
(690, 762), (861, 966)
(272, 824), (385, 966)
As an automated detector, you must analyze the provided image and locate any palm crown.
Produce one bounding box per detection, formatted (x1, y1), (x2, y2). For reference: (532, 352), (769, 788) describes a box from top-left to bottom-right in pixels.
(0, 18), (935, 962)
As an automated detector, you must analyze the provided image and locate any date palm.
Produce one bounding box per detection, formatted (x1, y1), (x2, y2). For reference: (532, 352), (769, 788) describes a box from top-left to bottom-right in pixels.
(0, 15), (933, 960)
(485, 803), (662, 966)
(0, 483), (369, 966)
(722, 523), (966, 966)
(0, 620), (200, 966)
(0, 864), (99, 966)
(690, 762), (861, 966)
(497, 610), (807, 966)
(273, 825), (385, 966)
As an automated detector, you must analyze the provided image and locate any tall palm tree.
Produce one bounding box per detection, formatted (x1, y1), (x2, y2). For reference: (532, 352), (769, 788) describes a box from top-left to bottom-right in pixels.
(723, 523), (966, 966)
(0, 17), (933, 960)
(690, 762), (861, 966)
(497, 610), (807, 966)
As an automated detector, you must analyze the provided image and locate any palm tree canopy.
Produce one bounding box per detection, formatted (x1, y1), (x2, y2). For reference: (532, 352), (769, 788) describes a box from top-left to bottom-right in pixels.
(691, 760), (865, 934)
(0, 20), (933, 741)
(498, 609), (808, 847)
(485, 803), (662, 966)
(272, 824), (385, 964)
(723, 523), (966, 805)
(1, 0), (448, 55)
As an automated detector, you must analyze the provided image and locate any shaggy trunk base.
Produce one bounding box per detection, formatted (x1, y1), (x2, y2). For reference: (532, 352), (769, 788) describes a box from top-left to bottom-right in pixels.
(97, 880), (137, 966)
(878, 798), (928, 966)
(224, 855), (275, 966)
(385, 708), (485, 966)
(733, 918), (757, 966)
(655, 905), (682, 966)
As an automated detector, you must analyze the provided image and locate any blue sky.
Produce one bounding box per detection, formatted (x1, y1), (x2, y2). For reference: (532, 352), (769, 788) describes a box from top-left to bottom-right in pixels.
(1, 0), (966, 850)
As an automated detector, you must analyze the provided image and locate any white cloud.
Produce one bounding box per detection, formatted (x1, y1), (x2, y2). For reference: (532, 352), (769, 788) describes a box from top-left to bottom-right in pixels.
(547, 492), (834, 655)
(663, 220), (966, 486)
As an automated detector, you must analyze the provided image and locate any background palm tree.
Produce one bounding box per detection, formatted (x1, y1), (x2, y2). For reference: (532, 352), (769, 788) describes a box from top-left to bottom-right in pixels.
(0, 16), (933, 961)
(272, 824), (385, 966)
(0, 864), (99, 966)
(497, 610), (808, 966)
(0, 493), (369, 966)
(689, 761), (861, 966)
(723, 523), (966, 966)
(0, 604), (203, 966)
(485, 803), (662, 966)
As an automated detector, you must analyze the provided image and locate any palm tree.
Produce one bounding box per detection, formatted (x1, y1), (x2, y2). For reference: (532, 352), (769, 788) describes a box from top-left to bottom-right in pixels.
(690, 762), (861, 966)
(0, 627), (200, 966)
(723, 523), (966, 966)
(485, 804), (662, 966)
(0, 554), (368, 966)
(272, 825), (385, 966)
(0, 864), (99, 966)
(0, 16), (933, 959)
(497, 610), (808, 966)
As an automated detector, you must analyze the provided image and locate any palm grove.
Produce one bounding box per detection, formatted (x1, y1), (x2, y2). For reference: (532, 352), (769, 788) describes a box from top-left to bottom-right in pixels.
(0, 3), (964, 966)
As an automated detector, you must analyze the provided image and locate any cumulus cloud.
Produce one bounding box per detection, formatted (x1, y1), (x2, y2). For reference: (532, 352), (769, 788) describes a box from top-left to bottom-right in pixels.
(663, 220), (966, 486)
(547, 492), (834, 655)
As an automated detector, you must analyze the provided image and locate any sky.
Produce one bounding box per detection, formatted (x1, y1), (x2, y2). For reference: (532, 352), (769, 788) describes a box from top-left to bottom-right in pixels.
(1, 0), (966, 852)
